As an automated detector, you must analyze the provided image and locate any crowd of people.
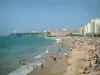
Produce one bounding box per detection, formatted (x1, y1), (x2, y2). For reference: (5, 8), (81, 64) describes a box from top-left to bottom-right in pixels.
(50, 46), (68, 64)
(62, 38), (100, 74)
(17, 37), (100, 75)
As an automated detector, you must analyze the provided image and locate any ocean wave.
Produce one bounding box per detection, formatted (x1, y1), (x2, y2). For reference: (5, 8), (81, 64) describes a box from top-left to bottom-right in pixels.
(8, 61), (44, 75)
(44, 37), (49, 39)
(41, 49), (49, 56)
(34, 55), (42, 59)
(56, 39), (61, 43)
(45, 49), (49, 53)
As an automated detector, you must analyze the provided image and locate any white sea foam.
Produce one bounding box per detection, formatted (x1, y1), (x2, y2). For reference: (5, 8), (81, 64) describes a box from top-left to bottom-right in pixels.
(44, 37), (49, 39)
(45, 49), (49, 53)
(34, 55), (42, 59)
(41, 49), (49, 56)
(8, 61), (43, 75)
(56, 39), (61, 43)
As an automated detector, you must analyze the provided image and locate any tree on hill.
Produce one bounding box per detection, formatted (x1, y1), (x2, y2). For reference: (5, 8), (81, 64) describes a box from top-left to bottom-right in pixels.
(46, 32), (51, 36)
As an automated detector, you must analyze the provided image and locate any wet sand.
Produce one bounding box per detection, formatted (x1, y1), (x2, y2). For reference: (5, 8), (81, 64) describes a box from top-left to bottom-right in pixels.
(28, 56), (68, 75)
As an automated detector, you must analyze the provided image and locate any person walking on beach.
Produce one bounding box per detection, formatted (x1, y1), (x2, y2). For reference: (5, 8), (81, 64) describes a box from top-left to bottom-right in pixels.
(50, 53), (54, 59)
(54, 54), (57, 64)
(41, 61), (44, 69)
(58, 48), (61, 53)
(70, 48), (72, 51)
(95, 57), (99, 68)
(56, 53), (58, 58)
(27, 65), (29, 69)
(62, 42), (64, 47)
(65, 52), (68, 58)
(89, 62), (92, 68)
(33, 65), (36, 71)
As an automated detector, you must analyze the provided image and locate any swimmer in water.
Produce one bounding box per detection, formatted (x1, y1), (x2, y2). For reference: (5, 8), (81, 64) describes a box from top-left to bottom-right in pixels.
(29, 49), (31, 51)
(23, 62), (26, 65)
(18, 58), (22, 64)
(27, 65), (29, 69)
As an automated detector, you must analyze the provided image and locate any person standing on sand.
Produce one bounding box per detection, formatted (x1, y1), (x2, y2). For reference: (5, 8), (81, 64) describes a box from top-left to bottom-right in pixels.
(61, 42), (64, 47)
(54, 54), (57, 64)
(41, 61), (44, 69)
(70, 48), (72, 51)
(33, 65), (35, 71)
(89, 62), (92, 68)
(58, 48), (61, 53)
(56, 53), (58, 58)
(95, 57), (99, 68)
(27, 65), (29, 69)
(50, 53), (54, 59)
(65, 52), (68, 58)
(50, 54), (52, 59)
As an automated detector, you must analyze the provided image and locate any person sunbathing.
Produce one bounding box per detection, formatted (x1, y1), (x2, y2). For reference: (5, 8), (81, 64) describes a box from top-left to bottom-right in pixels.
(89, 62), (93, 68)
(78, 67), (90, 74)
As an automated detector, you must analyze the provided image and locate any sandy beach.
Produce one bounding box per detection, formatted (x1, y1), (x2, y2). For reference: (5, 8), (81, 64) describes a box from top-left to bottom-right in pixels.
(28, 55), (69, 75)
(28, 37), (100, 75)
(63, 38), (100, 75)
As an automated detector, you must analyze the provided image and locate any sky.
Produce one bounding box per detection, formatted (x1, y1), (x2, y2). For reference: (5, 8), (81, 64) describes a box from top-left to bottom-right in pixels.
(0, 0), (100, 35)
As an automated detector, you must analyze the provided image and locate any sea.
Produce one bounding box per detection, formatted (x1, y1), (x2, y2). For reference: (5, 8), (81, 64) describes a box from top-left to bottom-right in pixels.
(0, 36), (71, 75)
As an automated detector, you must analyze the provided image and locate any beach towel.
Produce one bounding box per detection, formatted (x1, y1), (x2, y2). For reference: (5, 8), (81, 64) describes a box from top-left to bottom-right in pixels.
(78, 69), (84, 74)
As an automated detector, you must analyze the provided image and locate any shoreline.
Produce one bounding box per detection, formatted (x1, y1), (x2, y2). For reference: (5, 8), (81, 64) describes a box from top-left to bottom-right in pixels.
(28, 56), (69, 75)
(6, 37), (60, 75)
(28, 37), (100, 75)
(28, 37), (71, 75)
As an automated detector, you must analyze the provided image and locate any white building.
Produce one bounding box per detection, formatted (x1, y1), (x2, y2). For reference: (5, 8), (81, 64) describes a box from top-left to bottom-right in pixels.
(84, 18), (100, 37)
(79, 27), (84, 35)
(84, 25), (88, 35)
(95, 18), (100, 33)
